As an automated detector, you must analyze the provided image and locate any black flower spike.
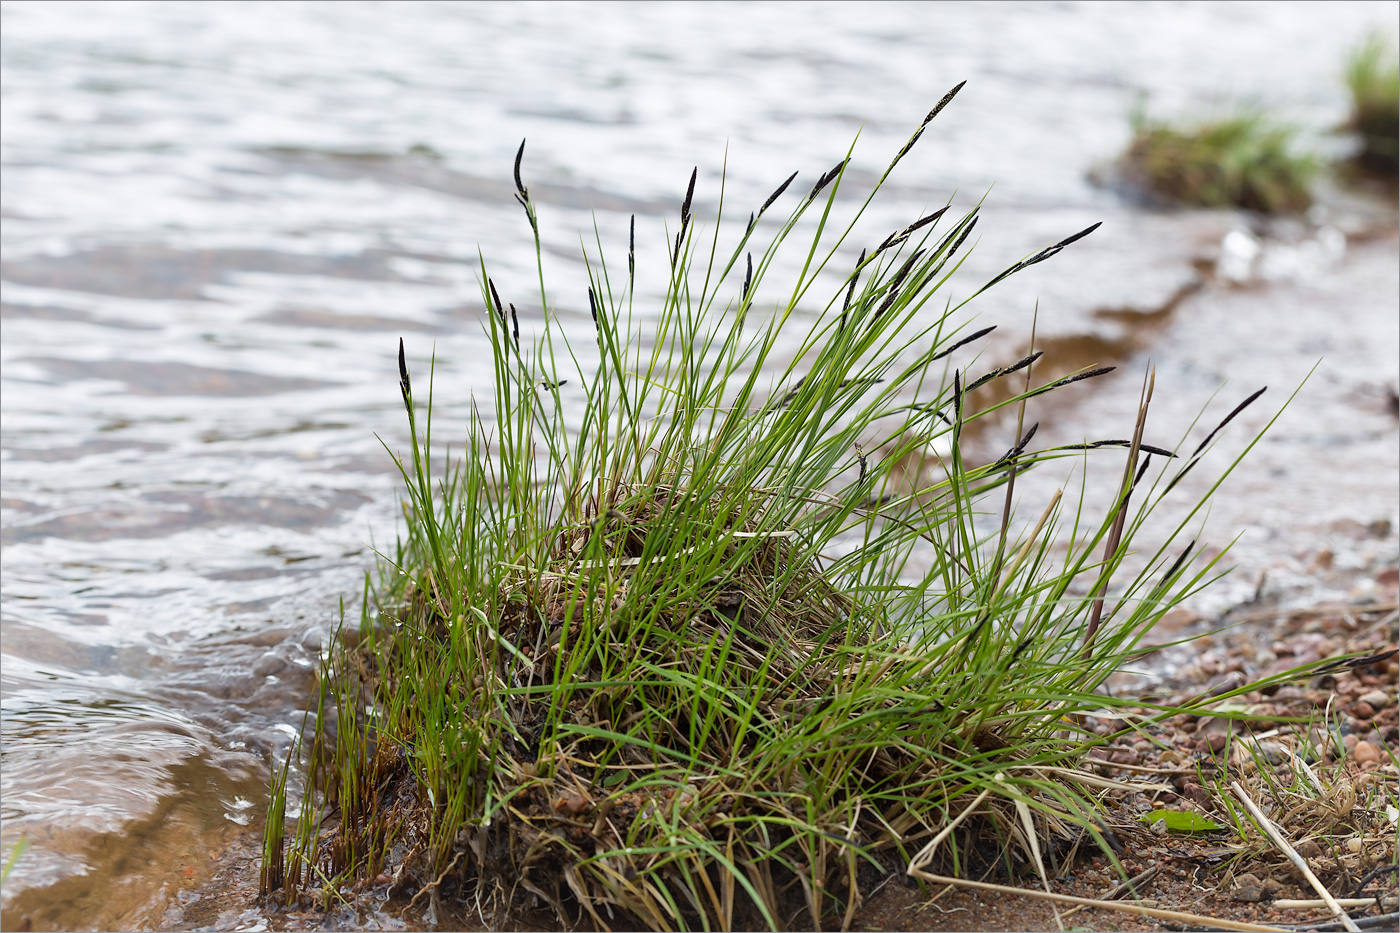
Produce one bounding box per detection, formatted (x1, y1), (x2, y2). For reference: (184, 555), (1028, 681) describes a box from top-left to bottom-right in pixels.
(875, 206), (951, 256)
(397, 337), (411, 401)
(1008, 635), (1035, 667)
(1046, 366), (1115, 390)
(1131, 454), (1153, 491)
(962, 368), (1002, 395)
(628, 214), (636, 281)
(742, 252), (753, 303)
(488, 278), (507, 332)
(680, 166), (697, 239)
(512, 139), (537, 234)
(509, 303), (519, 346)
(760, 170), (799, 214)
(981, 221), (1101, 292)
(513, 139), (529, 202)
(1052, 221), (1103, 251)
(1000, 350), (1043, 377)
(588, 287), (598, 328)
(1188, 386), (1267, 458)
(945, 215), (978, 262)
(892, 81), (966, 166)
(894, 126), (925, 164)
(922, 80), (967, 128)
(930, 325), (997, 363)
(1013, 420), (1047, 456)
(746, 211), (755, 235)
(1154, 539), (1197, 592)
(1055, 439), (1175, 458)
(840, 248), (866, 334)
(807, 158), (849, 203)
(873, 248), (924, 320)
(539, 378), (567, 390)
(997, 422), (1040, 466)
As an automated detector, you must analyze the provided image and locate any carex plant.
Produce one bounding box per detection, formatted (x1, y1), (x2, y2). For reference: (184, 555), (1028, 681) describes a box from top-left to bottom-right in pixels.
(262, 83), (1294, 930)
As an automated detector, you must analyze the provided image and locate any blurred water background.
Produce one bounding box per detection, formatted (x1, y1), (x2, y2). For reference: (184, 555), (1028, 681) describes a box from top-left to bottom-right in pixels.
(2, 1), (1397, 928)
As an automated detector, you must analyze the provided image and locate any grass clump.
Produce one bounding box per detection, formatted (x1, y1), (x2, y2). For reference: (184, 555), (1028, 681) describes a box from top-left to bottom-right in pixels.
(262, 84), (1297, 931)
(1343, 31), (1400, 179)
(1120, 111), (1318, 213)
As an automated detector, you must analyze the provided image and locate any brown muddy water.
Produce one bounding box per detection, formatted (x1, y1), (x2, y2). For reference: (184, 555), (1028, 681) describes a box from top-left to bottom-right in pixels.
(2, 2), (1397, 930)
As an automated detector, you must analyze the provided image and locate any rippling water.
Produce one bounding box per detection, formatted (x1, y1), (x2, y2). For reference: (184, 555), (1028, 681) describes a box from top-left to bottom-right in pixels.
(2, 1), (1397, 928)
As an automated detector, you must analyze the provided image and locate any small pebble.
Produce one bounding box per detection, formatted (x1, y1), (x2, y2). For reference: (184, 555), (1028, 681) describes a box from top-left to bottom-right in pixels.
(1233, 873), (1269, 902)
(1207, 733), (1228, 753)
(1343, 733), (1360, 753)
(1352, 701), (1376, 719)
(1352, 740), (1382, 765)
(1359, 689), (1389, 707)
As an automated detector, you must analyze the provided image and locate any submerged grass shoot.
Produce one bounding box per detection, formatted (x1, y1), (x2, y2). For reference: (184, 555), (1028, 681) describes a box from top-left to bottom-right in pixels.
(260, 87), (1322, 931)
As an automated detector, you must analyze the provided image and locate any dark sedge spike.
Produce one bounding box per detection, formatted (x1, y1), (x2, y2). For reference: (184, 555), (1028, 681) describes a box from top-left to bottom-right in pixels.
(1007, 635), (1035, 667)
(922, 80), (967, 128)
(509, 303), (519, 346)
(1016, 421), (1039, 453)
(930, 324), (997, 363)
(904, 204), (951, 236)
(952, 369), (962, 422)
(927, 210), (976, 264)
(996, 221), (1105, 284)
(807, 158), (849, 203)
(893, 125), (925, 163)
(1059, 439), (1176, 458)
(397, 337), (411, 399)
(841, 248), (866, 328)
(962, 368), (1002, 395)
(488, 278), (507, 332)
(1189, 386), (1267, 458)
(854, 443), (867, 485)
(539, 378), (567, 390)
(628, 214), (635, 280)
(946, 214), (978, 262)
(746, 211), (755, 235)
(1000, 350), (1043, 377)
(993, 421), (1040, 469)
(876, 206), (952, 256)
(1131, 453), (1153, 491)
(1157, 539), (1197, 590)
(1052, 221), (1102, 251)
(1047, 366), (1115, 390)
(513, 139), (528, 201)
(588, 287), (598, 327)
(742, 252), (753, 303)
(760, 170), (799, 214)
(680, 166), (697, 230)
(872, 248), (923, 320)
